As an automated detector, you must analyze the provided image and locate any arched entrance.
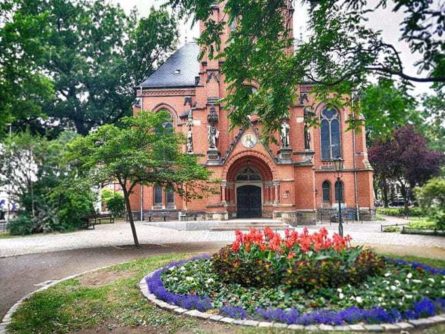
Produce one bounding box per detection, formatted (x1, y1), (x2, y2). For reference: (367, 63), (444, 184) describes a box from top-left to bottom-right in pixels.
(225, 155), (275, 219)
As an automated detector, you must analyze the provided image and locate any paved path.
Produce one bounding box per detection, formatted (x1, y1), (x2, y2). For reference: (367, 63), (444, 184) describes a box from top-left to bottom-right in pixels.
(1, 220), (444, 258)
(0, 242), (225, 320)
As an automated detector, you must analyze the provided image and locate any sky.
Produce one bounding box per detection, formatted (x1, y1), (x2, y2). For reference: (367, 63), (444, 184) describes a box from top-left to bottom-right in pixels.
(114, 0), (432, 96)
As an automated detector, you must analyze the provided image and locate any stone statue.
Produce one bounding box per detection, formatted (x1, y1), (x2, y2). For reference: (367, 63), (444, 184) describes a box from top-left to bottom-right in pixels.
(304, 123), (311, 150)
(280, 120), (290, 148)
(187, 129), (193, 153)
(186, 110), (193, 153)
(208, 125), (219, 149)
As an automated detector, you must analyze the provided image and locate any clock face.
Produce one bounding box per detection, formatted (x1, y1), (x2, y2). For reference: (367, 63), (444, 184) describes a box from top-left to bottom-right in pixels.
(241, 133), (257, 148)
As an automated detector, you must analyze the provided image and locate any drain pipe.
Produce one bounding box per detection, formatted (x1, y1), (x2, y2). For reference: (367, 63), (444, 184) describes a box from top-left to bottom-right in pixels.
(351, 96), (360, 222)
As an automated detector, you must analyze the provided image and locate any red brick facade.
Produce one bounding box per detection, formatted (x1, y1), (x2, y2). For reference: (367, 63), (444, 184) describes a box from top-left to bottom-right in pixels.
(130, 4), (374, 223)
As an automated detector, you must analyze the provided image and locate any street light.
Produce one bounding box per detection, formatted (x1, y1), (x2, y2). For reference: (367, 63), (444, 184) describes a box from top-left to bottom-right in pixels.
(333, 157), (344, 236)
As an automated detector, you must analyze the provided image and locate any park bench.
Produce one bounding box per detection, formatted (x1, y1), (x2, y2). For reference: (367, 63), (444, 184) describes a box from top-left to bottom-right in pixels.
(83, 213), (115, 229)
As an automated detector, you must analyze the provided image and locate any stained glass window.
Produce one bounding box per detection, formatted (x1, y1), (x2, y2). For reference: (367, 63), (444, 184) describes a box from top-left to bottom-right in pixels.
(321, 109), (341, 160)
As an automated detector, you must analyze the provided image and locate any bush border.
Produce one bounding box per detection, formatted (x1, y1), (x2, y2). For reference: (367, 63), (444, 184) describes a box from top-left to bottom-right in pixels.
(140, 256), (445, 332)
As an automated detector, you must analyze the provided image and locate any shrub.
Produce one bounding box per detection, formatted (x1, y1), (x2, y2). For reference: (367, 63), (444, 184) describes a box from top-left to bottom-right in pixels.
(8, 214), (35, 235)
(377, 207), (425, 217)
(415, 177), (445, 229)
(104, 192), (125, 218)
(211, 228), (385, 291)
(382, 226), (401, 233)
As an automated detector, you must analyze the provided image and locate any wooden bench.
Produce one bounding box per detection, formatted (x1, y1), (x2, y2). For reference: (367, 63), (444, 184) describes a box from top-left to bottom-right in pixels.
(83, 214), (115, 229)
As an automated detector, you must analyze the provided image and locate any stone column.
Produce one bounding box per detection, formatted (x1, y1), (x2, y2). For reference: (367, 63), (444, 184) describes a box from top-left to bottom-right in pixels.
(221, 181), (227, 205)
(273, 181), (280, 205)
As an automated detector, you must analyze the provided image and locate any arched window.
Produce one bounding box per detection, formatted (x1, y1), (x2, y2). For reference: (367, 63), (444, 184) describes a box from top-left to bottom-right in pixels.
(154, 185), (162, 206)
(322, 181), (331, 202)
(236, 167), (262, 181)
(321, 108), (341, 160)
(335, 180), (344, 202)
(166, 187), (175, 207)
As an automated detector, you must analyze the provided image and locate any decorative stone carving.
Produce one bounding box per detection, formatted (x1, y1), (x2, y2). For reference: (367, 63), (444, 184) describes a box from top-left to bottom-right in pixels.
(299, 91), (309, 105)
(280, 120), (290, 148)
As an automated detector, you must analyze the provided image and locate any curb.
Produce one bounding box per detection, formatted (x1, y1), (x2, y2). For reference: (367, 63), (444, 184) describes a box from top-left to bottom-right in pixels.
(140, 271), (445, 332)
(0, 264), (117, 334)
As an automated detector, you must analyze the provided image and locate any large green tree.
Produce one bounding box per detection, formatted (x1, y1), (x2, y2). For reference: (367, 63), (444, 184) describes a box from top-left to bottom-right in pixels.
(66, 111), (210, 247)
(1, 0), (177, 136)
(168, 0), (444, 135)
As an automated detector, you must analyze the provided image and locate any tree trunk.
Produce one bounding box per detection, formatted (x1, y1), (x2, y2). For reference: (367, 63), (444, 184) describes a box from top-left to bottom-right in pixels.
(399, 182), (409, 217)
(123, 189), (140, 248)
(382, 179), (389, 208)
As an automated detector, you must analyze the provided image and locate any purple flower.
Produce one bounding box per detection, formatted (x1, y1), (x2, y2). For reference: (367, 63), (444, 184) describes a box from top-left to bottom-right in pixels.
(220, 305), (247, 319)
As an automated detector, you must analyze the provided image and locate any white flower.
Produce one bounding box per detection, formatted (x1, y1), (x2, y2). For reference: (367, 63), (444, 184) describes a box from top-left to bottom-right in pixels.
(413, 279), (422, 284)
(186, 277), (194, 282)
(356, 296), (363, 304)
(428, 278), (435, 283)
(337, 288), (342, 293)
(180, 266), (186, 271)
(339, 293), (345, 299)
(206, 278), (214, 284)
(407, 273), (413, 279)
(169, 266), (176, 271)
(406, 295), (413, 299)
(390, 286), (397, 291)
(385, 272), (391, 277)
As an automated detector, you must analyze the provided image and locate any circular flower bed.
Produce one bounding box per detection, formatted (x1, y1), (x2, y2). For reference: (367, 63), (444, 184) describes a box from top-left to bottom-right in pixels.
(146, 228), (445, 326)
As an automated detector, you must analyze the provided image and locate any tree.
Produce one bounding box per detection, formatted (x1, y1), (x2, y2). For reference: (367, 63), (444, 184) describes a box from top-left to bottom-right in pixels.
(167, 0), (444, 134)
(415, 177), (445, 229)
(1, 0), (177, 135)
(0, 130), (95, 233)
(0, 1), (54, 137)
(359, 79), (419, 144)
(369, 126), (443, 209)
(419, 89), (445, 153)
(66, 111), (210, 247)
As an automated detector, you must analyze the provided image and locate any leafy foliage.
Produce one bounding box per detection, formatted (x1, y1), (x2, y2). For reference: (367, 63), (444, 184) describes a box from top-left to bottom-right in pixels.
(369, 125), (443, 208)
(1, 0), (177, 135)
(0, 131), (95, 234)
(415, 177), (445, 229)
(168, 0), (445, 134)
(66, 111), (211, 246)
(101, 190), (125, 218)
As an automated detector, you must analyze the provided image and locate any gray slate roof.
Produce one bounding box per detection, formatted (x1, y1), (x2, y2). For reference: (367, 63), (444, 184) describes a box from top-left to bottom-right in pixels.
(140, 42), (200, 89)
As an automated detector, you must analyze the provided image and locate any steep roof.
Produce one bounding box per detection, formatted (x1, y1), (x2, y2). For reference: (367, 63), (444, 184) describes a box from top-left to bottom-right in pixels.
(140, 42), (200, 89)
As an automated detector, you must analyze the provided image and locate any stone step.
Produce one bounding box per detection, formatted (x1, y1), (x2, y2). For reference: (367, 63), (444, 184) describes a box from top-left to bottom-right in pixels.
(210, 223), (290, 231)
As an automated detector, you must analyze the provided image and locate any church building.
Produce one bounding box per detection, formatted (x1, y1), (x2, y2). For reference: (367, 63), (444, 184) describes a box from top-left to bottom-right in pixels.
(130, 3), (375, 223)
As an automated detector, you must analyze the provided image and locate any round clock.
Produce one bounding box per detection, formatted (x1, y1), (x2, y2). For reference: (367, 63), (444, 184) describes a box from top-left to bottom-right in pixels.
(241, 133), (257, 148)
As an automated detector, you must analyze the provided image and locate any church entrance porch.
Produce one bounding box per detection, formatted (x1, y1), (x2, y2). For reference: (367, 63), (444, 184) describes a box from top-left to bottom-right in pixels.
(223, 154), (276, 219)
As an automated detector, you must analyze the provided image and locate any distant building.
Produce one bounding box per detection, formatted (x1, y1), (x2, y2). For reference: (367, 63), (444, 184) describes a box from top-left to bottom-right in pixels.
(130, 2), (374, 223)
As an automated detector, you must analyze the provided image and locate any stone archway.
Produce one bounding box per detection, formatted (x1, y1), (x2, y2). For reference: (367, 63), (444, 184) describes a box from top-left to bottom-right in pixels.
(224, 155), (276, 219)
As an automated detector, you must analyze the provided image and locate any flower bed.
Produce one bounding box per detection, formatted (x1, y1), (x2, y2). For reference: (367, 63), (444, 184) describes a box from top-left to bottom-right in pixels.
(146, 228), (445, 326)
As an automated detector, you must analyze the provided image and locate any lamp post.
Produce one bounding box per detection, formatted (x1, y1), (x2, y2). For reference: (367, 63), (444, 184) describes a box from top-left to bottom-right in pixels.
(333, 157), (344, 236)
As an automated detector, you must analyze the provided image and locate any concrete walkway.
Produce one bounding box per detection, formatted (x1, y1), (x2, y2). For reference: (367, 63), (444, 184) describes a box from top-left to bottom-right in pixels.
(1, 219), (444, 258)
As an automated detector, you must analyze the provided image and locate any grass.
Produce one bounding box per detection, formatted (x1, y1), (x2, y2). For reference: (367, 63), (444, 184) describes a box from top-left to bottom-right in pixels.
(0, 232), (11, 238)
(7, 252), (445, 334)
(408, 218), (440, 230)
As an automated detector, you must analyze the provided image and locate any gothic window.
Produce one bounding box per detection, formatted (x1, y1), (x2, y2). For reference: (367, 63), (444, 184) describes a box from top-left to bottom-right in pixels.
(322, 181), (331, 202)
(166, 187), (175, 207)
(154, 185), (162, 206)
(335, 180), (344, 202)
(320, 108), (341, 160)
(236, 167), (262, 181)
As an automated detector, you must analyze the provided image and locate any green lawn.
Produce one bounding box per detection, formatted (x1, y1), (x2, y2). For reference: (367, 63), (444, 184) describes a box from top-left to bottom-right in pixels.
(408, 218), (440, 230)
(7, 253), (445, 334)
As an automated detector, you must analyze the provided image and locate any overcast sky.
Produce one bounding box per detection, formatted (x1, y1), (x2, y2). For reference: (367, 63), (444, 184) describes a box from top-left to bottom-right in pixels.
(114, 0), (432, 96)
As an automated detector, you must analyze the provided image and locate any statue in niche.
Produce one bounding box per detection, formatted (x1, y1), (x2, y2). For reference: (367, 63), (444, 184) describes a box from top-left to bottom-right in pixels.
(208, 125), (219, 149)
(303, 106), (314, 150)
(280, 120), (290, 148)
(186, 110), (193, 153)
